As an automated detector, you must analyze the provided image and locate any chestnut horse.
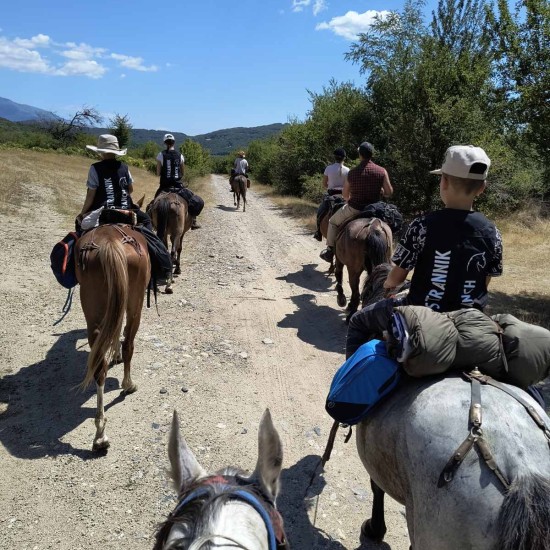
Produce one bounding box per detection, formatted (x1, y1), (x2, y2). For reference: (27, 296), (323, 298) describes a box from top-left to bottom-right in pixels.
(76, 224), (150, 451)
(231, 174), (247, 212)
(148, 192), (191, 294)
(334, 217), (392, 322)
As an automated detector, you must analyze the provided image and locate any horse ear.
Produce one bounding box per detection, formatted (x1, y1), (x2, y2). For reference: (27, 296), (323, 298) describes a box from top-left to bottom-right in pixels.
(168, 411), (206, 491)
(136, 194), (145, 208)
(253, 409), (283, 501)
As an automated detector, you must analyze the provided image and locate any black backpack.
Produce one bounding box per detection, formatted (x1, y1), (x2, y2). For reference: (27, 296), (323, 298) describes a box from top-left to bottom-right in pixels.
(361, 201), (404, 236)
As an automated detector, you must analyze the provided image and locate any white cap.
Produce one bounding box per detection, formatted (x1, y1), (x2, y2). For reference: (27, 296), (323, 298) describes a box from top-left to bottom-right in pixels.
(164, 133), (175, 142)
(430, 145), (490, 180)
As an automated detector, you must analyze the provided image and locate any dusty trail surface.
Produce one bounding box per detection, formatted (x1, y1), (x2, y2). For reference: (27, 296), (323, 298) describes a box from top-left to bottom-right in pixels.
(0, 176), (409, 549)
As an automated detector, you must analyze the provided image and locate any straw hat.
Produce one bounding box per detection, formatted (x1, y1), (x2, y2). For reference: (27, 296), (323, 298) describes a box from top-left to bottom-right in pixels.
(238, 150), (246, 157)
(86, 134), (127, 156)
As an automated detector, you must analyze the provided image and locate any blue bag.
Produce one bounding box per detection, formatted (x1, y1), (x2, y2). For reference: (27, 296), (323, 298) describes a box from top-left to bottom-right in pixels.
(50, 232), (79, 289)
(326, 340), (401, 425)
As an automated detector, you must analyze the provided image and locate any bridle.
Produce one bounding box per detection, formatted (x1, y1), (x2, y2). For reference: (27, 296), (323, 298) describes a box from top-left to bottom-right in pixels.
(162, 475), (287, 550)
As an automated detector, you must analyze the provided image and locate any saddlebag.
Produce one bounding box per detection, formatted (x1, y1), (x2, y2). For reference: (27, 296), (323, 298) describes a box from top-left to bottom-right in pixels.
(50, 232), (79, 289)
(326, 339), (401, 425)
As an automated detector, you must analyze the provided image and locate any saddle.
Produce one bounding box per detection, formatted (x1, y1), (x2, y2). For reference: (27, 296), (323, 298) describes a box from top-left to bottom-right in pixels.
(356, 201), (403, 236)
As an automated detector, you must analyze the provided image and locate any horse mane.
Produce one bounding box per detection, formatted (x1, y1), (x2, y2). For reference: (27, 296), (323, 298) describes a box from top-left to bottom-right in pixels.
(360, 262), (393, 308)
(154, 467), (264, 550)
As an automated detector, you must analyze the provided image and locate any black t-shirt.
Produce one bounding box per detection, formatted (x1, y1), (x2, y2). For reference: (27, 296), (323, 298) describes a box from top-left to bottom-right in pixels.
(392, 209), (503, 311)
(160, 149), (183, 188)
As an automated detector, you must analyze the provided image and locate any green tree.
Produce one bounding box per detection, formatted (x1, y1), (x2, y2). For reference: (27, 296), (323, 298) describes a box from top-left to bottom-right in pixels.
(108, 113), (133, 149)
(180, 139), (211, 176)
(489, 0), (550, 179)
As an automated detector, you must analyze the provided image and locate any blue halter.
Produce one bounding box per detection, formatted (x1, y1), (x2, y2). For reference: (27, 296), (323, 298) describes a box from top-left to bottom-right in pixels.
(173, 483), (279, 550)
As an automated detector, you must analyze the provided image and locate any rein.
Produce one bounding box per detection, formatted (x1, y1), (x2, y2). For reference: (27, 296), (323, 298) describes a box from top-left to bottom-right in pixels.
(168, 475), (287, 550)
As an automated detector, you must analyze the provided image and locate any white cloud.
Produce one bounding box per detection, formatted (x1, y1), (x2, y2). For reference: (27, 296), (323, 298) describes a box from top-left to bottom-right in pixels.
(56, 59), (107, 79)
(316, 10), (390, 40)
(292, 0), (310, 12)
(60, 42), (106, 60)
(111, 53), (158, 72)
(120, 73), (126, 79)
(0, 37), (52, 73)
(313, 0), (327, 16)
(291, 0), (327, 16)
(13, 34), (51, 48)
(0, 33), (157, 78)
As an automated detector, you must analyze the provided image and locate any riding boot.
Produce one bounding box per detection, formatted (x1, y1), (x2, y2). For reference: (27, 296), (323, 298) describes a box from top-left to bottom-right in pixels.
(313, 224), (322, 241)
(191, 217), (201, 230)
(320, 246), (334, 262)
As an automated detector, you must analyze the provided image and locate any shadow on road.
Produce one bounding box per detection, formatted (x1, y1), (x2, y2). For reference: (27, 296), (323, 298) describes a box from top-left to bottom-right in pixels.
(215, 204), (239, 212)
(278, 294), (346, 354)
(0, 328), (127, 460)
(276, 263), (334, 294)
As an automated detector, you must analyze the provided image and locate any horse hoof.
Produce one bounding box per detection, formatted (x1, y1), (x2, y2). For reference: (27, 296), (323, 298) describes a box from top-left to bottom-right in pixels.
(174, 268), (181, 275)
(92, 438), (110, 452)
(165, 287), (173, 295)
(337, 294), (347, 308)
(122, 383), (137, 395)
(361, 519), (386, 542)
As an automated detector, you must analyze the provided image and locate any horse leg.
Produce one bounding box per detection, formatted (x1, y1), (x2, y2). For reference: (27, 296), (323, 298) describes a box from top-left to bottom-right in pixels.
(121, 315), (139, 394)
(174, 232), (184, 275)
(361, 479), (387, 542)
(89, 328), (110, 451)
(233, 191), (237, 206)
(346, 268), (362, 322)
(334, 258), (347, 308)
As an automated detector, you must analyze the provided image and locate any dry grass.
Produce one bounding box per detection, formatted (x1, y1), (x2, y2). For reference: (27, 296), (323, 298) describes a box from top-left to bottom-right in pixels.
(252, 182), (318, 230)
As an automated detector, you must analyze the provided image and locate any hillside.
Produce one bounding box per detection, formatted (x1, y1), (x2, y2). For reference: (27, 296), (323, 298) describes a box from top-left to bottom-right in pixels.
(87, 123), (287, 156)
(0, 97), (56, 122)
(0, 96), (286, 156)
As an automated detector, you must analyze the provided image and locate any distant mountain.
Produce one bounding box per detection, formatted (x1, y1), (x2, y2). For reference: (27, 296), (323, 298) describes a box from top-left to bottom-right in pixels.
(0, 97), (57, 122)
(0, 96), (287, 155)
(89, 123), (288, 156)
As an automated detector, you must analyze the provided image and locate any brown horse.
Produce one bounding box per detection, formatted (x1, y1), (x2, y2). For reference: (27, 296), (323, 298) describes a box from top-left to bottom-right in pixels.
(334, 217), (392, 322)
(148, 192), (191, 293)
(76, 224), (150, 451)
(231, 174), (247, 212)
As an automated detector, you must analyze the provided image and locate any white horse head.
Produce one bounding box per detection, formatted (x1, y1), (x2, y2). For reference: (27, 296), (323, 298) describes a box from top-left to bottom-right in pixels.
(155, 409), (286, 550)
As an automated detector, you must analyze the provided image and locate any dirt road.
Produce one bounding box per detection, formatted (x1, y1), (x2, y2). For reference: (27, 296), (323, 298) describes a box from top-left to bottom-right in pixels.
(0, 176), (409, 549)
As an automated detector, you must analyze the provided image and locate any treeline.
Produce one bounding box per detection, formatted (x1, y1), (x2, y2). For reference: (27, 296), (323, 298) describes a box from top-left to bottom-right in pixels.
(240, 0), (549, 215)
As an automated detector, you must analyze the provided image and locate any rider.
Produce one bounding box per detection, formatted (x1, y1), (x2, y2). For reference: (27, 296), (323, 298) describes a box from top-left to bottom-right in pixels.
(230, 150), (249, 191)
(320, 142), (393, 262)
(155, 133), (203, 229)
(78, 134), (151, 229)
(313, 147), (349, 241)
(346, 145), (503, 358)
(79, 134), (172, 285)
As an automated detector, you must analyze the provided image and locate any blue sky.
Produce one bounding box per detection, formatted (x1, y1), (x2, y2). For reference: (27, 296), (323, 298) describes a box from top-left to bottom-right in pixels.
(0, 1), (437, 135)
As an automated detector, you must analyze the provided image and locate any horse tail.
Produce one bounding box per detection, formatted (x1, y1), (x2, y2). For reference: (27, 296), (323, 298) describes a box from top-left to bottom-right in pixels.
(364, 220), (391, 273)
(156, 196), (170, 242)
(81, 239), (128, 389)
(497, 473), (550, 550)
(239, 177), (246, 197)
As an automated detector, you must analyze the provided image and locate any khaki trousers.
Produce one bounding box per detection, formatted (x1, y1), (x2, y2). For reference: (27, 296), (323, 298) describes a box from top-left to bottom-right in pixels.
(326, 203), (361, 247)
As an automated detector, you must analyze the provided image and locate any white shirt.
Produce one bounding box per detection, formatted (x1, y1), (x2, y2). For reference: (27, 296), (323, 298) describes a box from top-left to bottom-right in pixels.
(324, 162), (349, 190)
(234, 157), (249, 174)
(156, 151), (185, 165)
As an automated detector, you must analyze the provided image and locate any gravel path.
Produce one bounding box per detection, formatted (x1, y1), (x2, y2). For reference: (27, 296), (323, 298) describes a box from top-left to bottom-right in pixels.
(0, 176), (410, 549)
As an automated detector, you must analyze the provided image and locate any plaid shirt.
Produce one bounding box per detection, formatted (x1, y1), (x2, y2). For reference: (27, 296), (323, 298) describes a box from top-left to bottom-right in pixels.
(347, 160), (386, 210)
